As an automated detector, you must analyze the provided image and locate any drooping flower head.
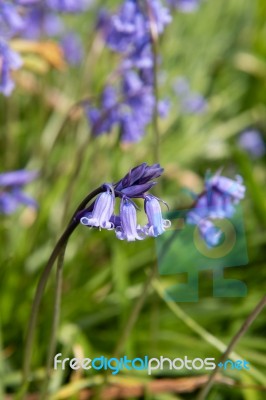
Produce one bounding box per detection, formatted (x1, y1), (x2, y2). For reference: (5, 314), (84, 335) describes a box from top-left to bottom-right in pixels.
(80, 163), (171, 241)
(174, 77), (207, 114)
(0, 170), (38, 214)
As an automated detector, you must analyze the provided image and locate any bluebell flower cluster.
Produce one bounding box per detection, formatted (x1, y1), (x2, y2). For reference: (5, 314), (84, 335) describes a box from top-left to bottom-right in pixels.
(186, 171), (246, 247)
(0, 0), (90, 95)
(79, 163), (171, 241)
(86, 0), (172, 142)
(0, 169), (38, 214)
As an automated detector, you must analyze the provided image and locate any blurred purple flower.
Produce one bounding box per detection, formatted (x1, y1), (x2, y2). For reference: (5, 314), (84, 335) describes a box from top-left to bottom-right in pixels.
(147, 0), (172, 34)
(0, 39), (23, 96)
(21, 6), (64, 39)
(238, 129), (266, 158)
(46, 0), (91, 13)
(0, 170), (38, 214)
(186, 171), (246, 247)
(0, 2), (25, 38)
(60, 32), (84, 65)
(174, 77), (207, 114)
(168, 0), (200, 12)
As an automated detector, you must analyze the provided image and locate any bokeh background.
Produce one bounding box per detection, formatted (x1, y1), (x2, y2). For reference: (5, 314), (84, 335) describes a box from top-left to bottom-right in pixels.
(0, 0), (266, 399)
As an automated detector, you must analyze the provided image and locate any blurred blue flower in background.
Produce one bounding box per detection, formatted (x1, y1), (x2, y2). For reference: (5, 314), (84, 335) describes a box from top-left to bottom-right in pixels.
(85, 70), (158, 142)
(0, 39), (23, 96)
(238, 129), (266, 159)
(186, 171), (245, 247)
(60, 32), (84, 65)
(0, 2), (25, 38)
(21, 6), (64, 39)
(174, 77), (207, 114)
(168, 0), (200, 12)
(0, 170), (38, 214)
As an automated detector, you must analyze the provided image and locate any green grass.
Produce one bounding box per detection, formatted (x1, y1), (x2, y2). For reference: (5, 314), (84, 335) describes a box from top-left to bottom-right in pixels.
(0, 0), (266, 399)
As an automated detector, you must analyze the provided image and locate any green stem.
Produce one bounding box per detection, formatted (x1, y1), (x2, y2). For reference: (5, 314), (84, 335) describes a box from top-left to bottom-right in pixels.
(153, 280), (266, 386)
(20, 186), (103, 397)
(41, 246), (66, 399)
(197, 294), (266, 400)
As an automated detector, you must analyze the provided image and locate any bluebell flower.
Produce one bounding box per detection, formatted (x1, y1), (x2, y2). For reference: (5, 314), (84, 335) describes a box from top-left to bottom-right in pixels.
(115, 197), (145, 241)
(0, 39), (23, 96)
(167, 0), (200, 12)
(238, 129), (266, 158)
(0, 2), (25, 38)
(144, 195), (171, 237)
(186, 171), (246, 247)
(80, 184), (115, 229)
(0, 170), (38, 214)
(60, 32), (84, 65)
(79, 163), (170, 241)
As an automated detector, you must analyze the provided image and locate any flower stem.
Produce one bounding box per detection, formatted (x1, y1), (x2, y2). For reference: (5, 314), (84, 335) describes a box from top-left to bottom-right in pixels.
(41, 245), (66, 399)
(196, 294), (266, 400)
(20, 186), (103, 397)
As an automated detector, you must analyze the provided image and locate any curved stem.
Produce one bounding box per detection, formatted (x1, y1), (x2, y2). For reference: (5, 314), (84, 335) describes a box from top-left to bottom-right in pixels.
(21, 186), (103, 395)
(197, 294), (266, 400)
(41, 246), (66, 399)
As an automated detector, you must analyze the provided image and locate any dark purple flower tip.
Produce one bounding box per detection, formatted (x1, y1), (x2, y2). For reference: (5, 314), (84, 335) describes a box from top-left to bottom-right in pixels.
(114, 163), (164, 192)
(0, 170), (38, 187)
(119, 182), (157, 198)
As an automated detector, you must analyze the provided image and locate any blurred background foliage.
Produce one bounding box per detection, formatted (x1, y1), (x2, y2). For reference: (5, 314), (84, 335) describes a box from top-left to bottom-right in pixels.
(0, 0), (266, 399)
